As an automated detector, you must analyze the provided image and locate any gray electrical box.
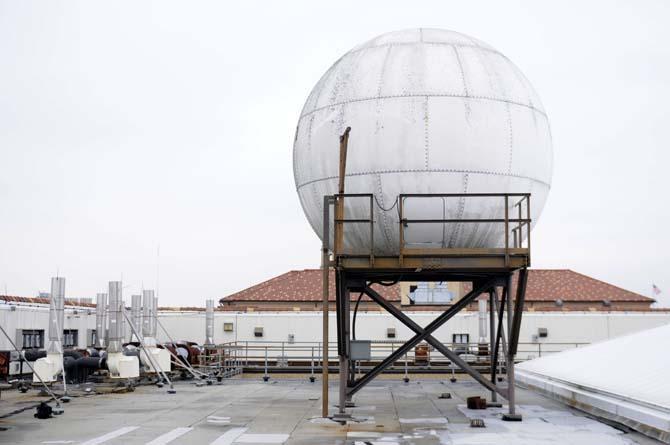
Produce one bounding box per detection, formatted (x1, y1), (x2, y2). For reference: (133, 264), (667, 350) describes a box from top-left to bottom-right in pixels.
(538, 327), (548, 338)
(254, 327), (264, 337)
(350, 340), (371, 361)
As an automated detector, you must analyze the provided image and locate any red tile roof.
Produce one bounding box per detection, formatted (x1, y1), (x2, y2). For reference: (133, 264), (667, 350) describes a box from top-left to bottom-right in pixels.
(221, 269), (652, 304)
(0, 295), (96, 307)
(516, 269), (652, 302)
(222, 269), (400, 303)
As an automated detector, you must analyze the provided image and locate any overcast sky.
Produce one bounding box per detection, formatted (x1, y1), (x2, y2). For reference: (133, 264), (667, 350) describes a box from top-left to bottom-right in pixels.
(1, 1), (668, 307)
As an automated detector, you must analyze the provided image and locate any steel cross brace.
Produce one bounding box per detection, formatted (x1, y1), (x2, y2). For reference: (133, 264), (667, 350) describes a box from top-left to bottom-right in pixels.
(345, 278), (499, 397)
(362, 282), (508, 399)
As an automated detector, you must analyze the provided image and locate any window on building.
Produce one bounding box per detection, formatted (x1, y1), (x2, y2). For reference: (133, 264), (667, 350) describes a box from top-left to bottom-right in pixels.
(62, 329), (78, 348)
(452, 333), (469, 344)
(90, 329), (97, 346)
(408, 282), (454, 305)
(22, 330), (44, 349)
(452, 333), (470, 355)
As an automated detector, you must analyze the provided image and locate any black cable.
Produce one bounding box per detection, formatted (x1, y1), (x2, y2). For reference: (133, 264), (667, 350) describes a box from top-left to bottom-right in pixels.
(352, 292), (364, 340)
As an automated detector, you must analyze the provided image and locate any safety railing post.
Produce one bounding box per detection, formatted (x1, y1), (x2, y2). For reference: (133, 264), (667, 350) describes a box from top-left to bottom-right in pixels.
(504, 195), (509, 267)
(310, 346), (315, 382)
(403, 354), (409, 383)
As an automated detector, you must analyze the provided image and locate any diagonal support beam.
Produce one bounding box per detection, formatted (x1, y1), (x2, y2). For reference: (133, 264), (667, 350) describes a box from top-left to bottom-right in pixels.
(364, 285), (507, 398)
(492, 286), (508, 379)
(509, 268), (528, 355)
(346, 278), (497, 396)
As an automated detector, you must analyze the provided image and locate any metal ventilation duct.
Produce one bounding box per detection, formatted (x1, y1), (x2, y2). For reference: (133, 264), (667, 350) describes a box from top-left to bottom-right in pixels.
(95, 293), (107, 348)
(142, 290), (156, 338)
(205, 299), (215, 346)
(131, 294), (142, 340)
(47, 277), (65, 354)
(142, 290), (152, 338)
(107, 281), (123, 353)
(151, 294), (158, 338)
(478, 299), (488, 342)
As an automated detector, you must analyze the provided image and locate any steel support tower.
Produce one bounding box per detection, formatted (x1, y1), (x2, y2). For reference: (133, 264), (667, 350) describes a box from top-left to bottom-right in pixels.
(321, 191), (531, 422)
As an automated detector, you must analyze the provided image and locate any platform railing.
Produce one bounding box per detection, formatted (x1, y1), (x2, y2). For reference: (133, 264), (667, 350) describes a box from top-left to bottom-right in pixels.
(202, 340), (587, 375)
(331, 193), (531, 268)
(398, 193), (531, 266)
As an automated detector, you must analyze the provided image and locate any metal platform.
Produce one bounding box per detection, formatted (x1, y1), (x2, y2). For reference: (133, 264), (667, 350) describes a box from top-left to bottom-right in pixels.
(321, 192), (532, 420)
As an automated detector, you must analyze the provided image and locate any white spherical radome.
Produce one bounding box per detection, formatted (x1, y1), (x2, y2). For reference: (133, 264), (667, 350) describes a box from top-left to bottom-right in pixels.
(293, 29), (553, 255)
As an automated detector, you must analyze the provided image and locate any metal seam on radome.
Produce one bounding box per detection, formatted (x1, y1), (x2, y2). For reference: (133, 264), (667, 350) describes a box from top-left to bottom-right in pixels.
(480, 48), (514, 175)
(452, 45), (470, 99)
(375, 174), (394, 249)
(299, 93), (547, 121)
(296, 168), (551, 191)
(448, 173), (469, 247)
(374, 45), (393, 135)
(344, 40), (503, 61)
(506, 101), (514, 174)
(424, 96), (429, 169)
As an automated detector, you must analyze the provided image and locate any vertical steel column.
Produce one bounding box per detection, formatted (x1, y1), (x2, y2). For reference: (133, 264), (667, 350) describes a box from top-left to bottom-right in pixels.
(336, 271), (351, 417)
(488, 289), (497, 403)
(503, 273), (521, 420)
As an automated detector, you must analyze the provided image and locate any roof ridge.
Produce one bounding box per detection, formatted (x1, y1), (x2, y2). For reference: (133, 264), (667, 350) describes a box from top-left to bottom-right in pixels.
(566, 269), (652, 302)
(224, 270), (300, 299)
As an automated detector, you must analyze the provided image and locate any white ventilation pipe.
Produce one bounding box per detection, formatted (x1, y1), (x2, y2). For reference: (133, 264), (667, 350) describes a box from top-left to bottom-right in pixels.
(131, 294), (142, 341)
(107, 281), (123, 354)
(205, 299), (215, 346)
(106, 281), (139, 379)
(142, 289), (153, 339)
(95, 293), (107, 348)
(138, 289), (170, 373)
(47, 277), (65, 354)
(33, 277), (66, 383)
(478, 299), (488, 343)
(151, 294), (158, 338)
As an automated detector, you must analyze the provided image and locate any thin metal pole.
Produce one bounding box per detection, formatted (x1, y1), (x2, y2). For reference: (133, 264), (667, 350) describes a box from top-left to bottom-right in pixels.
(55, 309), (68, 398)
(122, 311), (174, 392)
(504, 195), (509, 267)
(0, 324), (63, 407)
(156, 318), (206, 378)
(321, 195), (331, 417)
(311, 346), (315, 379)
